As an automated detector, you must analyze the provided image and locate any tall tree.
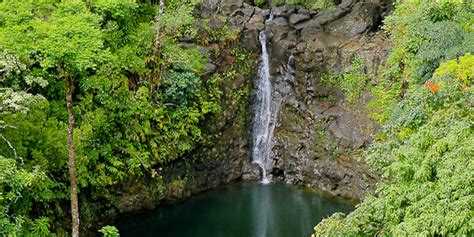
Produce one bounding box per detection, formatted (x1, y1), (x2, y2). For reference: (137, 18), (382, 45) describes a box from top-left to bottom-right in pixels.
(0, 2), (106, 236)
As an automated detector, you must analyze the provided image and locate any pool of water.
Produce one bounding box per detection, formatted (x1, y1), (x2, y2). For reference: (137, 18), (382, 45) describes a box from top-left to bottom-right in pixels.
(116, 182), (354, 237)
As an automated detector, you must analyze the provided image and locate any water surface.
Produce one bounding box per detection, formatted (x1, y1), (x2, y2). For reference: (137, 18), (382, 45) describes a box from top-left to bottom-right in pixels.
(116, 182), (354, 237)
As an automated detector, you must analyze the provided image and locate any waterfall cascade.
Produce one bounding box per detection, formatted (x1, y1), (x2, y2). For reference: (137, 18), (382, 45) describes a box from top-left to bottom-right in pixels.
(252, 28), (272, 184)
(252, 12), (295, 184)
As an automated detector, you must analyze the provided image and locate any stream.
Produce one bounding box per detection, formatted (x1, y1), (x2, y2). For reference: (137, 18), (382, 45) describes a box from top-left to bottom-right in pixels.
(116, 182), (354, 237)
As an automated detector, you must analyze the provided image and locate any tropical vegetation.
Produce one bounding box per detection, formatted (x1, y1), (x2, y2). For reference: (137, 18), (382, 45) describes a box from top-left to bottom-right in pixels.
(314, 1), (473, 236)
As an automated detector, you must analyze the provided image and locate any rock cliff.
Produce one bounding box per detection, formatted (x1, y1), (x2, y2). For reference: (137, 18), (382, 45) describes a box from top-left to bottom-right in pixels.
(223, 0), (392, 199)
(115, 0), (394, 214)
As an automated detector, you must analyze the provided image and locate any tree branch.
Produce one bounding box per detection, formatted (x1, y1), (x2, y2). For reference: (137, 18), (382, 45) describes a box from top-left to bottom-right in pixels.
(0, 133), (23, 165)
(0, 125), (18, 129)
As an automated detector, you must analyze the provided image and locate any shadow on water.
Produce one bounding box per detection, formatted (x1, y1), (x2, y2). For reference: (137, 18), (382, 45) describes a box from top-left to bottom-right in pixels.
(116, 182), (354, 237)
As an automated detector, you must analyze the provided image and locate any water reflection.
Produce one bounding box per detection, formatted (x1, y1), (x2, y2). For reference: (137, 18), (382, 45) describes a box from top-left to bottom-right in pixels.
(116, 183), (353, 237)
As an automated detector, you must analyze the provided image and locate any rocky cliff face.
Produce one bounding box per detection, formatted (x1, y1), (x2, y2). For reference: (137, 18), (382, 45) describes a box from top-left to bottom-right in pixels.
(113, 0), (393, 215)
(219, 0), (392, 199)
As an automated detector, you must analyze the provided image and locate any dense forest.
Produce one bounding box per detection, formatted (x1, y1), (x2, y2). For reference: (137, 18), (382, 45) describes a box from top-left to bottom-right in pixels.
(0, 0), (472, 236)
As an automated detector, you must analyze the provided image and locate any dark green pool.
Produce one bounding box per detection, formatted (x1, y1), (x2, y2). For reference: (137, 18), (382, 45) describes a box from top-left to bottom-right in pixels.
(116, 182), (354, 237)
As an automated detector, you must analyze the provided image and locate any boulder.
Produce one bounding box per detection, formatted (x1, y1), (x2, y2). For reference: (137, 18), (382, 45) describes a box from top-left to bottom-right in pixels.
(328, 2), (375, 37)
(297, 7), (310, 15)
(271, 16), (289, 27)
(201, 63), (217, 77)
(240, 3), (255, 17)
(294, 21), (310, 30)
(272, 5), (295, 17)
(245, 14), (265, 31)
(286, 30), (297, 43)
(289, 13), (310, 26)
(230, 4), (254, 25)
(269, 17), (289, 42)
(271, 4), (288, 17)
(300, 19), (323, 41)
(241, 29), (260, 52)
(220, 0), (243, 15)
(339, 0), (354, 9)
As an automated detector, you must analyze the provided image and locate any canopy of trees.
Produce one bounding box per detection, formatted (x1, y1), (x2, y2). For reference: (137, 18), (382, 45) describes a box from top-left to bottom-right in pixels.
(0, 0), (233, 235)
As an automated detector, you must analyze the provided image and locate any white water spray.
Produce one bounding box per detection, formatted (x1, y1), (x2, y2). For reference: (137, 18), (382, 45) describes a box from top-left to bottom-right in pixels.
(251, 12), (295, 184)
(252, 29), (272, 184)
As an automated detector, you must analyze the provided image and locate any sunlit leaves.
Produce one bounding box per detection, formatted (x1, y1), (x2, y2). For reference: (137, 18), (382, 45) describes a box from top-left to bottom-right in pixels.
(0, 157), (53, 236)
(159, 2), (198, 39)
(369, 0), (473, 124)
(1, 2), (107, 76)
(434, 53), (474, 86)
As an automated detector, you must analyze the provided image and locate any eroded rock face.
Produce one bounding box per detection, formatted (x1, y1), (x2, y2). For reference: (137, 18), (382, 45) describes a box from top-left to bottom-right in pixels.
(228, 0), (392, 200)
(114, 0), (393, 214)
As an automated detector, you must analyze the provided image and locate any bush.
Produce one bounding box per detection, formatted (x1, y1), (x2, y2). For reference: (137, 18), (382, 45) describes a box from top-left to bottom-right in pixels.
(99, 225), (120, 237)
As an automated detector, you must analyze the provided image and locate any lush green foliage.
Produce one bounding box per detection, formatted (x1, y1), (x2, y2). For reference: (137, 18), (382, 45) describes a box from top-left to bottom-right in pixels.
(368, 0), (473, 124)
(0, 47), (59, 235)
(0, 0), (246, 234)
(314, 1), (474, 236)
(0, 156), (55, 236)
(99, 225), (120, 237)
(321, 56), (368, 104)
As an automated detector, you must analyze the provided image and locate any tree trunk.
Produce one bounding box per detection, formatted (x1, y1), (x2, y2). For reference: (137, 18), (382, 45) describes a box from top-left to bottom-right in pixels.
(154, 0), (164, 50)
(65, 75), (79, 237)
(152, 0), (165, 90)
(159, 0), (164, 15)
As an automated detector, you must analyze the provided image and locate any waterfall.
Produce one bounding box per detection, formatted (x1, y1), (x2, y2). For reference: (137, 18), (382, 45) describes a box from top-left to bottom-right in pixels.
(252, 29), (272, 184)
(251, 12), (295, 184)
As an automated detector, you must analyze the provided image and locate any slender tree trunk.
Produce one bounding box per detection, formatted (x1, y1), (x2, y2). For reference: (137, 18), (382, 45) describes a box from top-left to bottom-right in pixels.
(152, 0), (165, 90)
(154, 0), (164, 52)
(65, 75), (79, 237)
(159, 0), (164, 15)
